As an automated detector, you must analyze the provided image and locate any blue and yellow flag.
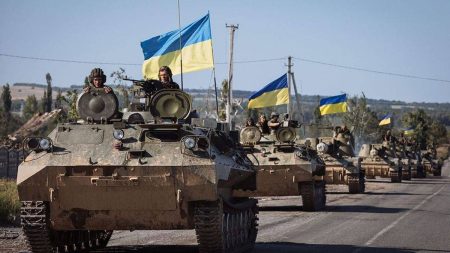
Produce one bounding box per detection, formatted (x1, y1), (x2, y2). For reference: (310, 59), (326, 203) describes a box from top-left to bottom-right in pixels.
(404, 127), (414, 136)
(379, 113), (392, 126)
(141, 14), (214, 79)
(319, 94), (347, 115)
(248, 74), (289, 109)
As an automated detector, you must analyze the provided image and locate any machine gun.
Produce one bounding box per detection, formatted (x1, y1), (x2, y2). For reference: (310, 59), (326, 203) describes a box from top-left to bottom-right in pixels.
(122, 77), (163, 97)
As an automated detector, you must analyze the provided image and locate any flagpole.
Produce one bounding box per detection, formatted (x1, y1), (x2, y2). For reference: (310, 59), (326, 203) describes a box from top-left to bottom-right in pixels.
(177, 0), (184, 90)
(287, 56), (292, 117)
(226, 24), (238, 130)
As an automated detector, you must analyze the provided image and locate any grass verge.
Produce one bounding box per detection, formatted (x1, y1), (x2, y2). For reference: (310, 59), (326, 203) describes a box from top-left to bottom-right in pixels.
(0, 179), (20, 225)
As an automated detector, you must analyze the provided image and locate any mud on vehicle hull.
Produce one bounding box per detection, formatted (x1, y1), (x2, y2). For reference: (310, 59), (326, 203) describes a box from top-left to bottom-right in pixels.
(423, 160), (441, 176)
(233, 164), (326, 211)
(18, 165), (259, 253)
(360, 161), (402, 183)
(18, 164), (256, 230)
(323, 163), (365, 194)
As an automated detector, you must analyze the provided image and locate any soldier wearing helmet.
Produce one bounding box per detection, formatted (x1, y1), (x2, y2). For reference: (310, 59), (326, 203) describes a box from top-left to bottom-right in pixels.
(257, 114), (270, 135)
(158, 66), (180, 90)
(383, 130), (396, 143)
(84, 68), (113, 94)
(267, 112), (281, 134)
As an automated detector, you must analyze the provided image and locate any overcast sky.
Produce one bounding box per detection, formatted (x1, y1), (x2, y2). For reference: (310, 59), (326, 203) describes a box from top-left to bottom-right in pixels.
(1, 0), (449, 103)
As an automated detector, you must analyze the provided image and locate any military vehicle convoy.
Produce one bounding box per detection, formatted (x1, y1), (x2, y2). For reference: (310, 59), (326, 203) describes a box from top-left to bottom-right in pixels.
(236, 122), (327, 211)
(309, 131), (365, 194)
(17, 80), (258, 253)
(359, 141), (403, 183)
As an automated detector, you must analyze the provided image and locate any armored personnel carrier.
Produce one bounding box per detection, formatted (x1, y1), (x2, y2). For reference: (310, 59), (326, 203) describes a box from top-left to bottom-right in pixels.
(406, 145), (426, 178)
(406, 143), (427, 178)
(310, 132), (365, 194)
(422, 146), (442, 176)
(396, 142), (412, 181)
(17, 80), (258, 253)
(235, 121), (326, 211)
(359, 141), (403, 183)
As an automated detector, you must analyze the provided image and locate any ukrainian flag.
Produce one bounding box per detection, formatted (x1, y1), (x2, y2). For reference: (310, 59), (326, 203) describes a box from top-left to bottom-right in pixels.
(404, 127), (414, 136)
(379, 113), (392, 126)
(248, 74), (288, 109)
(141, 14), (214, 79)
(319, 94), (347, 115)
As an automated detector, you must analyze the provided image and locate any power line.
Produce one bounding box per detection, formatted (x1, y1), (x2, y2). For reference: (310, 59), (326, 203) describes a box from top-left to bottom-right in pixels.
(293, 56), (450, 83)
(1, 52), (449, 83)
(0, 53), (141, 66)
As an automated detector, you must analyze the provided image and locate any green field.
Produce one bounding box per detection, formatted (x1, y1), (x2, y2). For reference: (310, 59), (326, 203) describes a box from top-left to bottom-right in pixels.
(0, 179), (20, 224)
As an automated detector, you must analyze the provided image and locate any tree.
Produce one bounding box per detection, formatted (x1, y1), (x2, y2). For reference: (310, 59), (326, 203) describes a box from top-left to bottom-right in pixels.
(84, 76), (89, 88)
(1, 83), (12, 113)
(54, 89), (64, 109)
(45, 73), (52, 112)
(402, 109), (431, 149)
(218, 79), (228, 121)
(40, 91), (48, 113)
(343, 94), (381, 150)
(23, 95), (39, 120)
(66, 90), (79, 120)
(110, 68), (130, 110)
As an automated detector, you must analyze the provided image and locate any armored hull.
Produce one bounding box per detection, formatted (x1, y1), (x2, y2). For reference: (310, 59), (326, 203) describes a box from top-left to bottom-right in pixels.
(321, 156), (365, 194)
(359, 144), (403, 183)
(313, 135), (365, 194)
(17, 88), (258, 253)
(235, 126), (326, 211)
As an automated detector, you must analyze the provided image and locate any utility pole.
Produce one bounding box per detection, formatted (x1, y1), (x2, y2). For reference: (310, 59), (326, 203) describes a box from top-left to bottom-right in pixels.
(287, 56), (303, 122)
(226, 24), (238, 130)
(286, 56), (293, 117)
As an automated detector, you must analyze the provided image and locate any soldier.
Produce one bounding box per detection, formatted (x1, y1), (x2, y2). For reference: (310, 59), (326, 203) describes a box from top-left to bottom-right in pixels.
(84, 68), (113, 94)
(257, 114), (270, 135)
(340, 125), (355, 148)
(383, 130), (396, 143)
(245, 118), (256, 127)
(158, 66), (180, 89)
(267, 112), (281, 134)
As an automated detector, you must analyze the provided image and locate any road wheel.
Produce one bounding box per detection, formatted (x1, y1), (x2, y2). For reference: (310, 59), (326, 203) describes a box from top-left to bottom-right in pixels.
(194, 198), (258, 253)
(402, 166), (412, 180)
(300, 181), (326, 211)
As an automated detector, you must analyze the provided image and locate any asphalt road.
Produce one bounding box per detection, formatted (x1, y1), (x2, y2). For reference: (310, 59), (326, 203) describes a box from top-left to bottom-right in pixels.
(88, 161), (450, 253)
(4, 162), (449, 253)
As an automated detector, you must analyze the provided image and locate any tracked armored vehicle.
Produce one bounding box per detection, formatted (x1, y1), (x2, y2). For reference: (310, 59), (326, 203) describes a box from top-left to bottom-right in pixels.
(406, 145), (426, 178)
(396, 142), (412, 181)
(234, 122), (326, 211)
(359, 141), (403, 183)
(17, 80), (258, 253)
(421, 146), (442, 176)
(310, 132), (365, 194)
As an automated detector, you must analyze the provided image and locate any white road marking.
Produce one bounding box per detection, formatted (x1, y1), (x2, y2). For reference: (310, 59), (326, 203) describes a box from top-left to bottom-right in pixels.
(352, 184), (446, 253)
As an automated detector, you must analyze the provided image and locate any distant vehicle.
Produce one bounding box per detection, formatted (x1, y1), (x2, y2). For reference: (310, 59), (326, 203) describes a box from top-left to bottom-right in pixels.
(235, 121), (326, 211)
(359, 141), (403, 183)
(309, 132), (365, 194)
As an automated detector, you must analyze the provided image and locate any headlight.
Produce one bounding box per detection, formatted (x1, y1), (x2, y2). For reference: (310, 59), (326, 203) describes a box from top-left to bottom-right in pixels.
(316, 142), (328, 153)
(26, 138), (40, 150)
(39, 138), (51, 150)
(113, 129), (124, 140)
(370, 149), (378, 156)
(184, 137), (196, 149)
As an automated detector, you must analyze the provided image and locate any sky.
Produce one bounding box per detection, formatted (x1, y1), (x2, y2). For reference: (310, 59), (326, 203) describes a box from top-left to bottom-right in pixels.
(1, 0), (450, 103)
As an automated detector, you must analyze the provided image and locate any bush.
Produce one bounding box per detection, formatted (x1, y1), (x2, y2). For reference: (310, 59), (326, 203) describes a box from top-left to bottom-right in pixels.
(0, 179), (20, 224)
